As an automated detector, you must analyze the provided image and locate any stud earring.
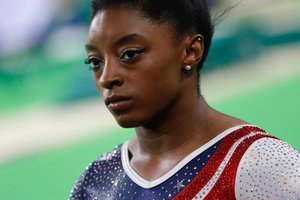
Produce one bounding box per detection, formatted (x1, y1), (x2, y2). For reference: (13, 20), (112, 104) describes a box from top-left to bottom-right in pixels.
(184, 65), (192, 74)
(185, 65), (192, 71)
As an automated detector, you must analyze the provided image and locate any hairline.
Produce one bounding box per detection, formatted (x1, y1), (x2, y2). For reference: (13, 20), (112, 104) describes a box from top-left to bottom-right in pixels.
(92, 4), (196, 44)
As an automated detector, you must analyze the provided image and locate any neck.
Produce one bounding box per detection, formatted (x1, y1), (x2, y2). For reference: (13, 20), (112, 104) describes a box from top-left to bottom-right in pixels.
(130, 96), (216, 156)
(127, 93), (246, 181)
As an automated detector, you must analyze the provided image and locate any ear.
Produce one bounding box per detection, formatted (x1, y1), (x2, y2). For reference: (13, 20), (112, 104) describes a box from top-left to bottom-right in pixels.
(182, 34), (204, 68)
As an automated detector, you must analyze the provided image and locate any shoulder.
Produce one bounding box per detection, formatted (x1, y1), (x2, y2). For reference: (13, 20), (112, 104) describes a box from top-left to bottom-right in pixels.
(235, 137), (300, 199)
(69, 145), (123, 200)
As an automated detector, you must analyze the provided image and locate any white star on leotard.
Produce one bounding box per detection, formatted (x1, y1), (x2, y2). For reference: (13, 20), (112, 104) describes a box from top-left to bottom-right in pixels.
(174, 179), (185, 190)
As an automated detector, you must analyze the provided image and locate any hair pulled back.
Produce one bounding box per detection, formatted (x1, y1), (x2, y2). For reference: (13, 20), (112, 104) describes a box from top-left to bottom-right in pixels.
(91, 0), (214, 71)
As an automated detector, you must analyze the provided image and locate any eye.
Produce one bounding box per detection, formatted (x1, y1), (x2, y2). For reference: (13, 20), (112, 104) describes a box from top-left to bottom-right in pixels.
(120, 48), (144, 62)
(84, 57), (104, 71)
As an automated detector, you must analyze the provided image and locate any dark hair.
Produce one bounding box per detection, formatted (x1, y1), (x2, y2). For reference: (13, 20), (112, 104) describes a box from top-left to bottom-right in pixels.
(91, 0), (214, 72)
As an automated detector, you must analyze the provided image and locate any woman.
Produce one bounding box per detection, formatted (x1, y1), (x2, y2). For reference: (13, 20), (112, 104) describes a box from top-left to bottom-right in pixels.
(70, 0), (300, 199)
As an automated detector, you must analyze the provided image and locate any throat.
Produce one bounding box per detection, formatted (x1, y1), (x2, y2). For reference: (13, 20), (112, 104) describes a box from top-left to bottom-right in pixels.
(128, 148), (183, 181)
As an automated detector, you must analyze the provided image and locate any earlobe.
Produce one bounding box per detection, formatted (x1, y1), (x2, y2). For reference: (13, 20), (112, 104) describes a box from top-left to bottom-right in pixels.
(182, 34), (204, 67)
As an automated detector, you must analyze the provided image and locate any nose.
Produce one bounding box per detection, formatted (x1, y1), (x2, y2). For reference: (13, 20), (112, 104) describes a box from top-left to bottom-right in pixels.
(99, 60), (123, 89)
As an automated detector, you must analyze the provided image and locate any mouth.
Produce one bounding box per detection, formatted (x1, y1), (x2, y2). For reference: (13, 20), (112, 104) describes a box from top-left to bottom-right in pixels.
(104, 95), (132, 111)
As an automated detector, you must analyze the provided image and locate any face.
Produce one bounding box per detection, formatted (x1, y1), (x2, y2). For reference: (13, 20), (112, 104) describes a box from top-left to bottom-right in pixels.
(86, 6), (188, 128)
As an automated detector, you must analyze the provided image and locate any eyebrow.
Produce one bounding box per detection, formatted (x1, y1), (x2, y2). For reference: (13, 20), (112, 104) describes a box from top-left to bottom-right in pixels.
(85, 44), (98, 52)
(113, 34), (145, 47)
(85, 33), (144, 52)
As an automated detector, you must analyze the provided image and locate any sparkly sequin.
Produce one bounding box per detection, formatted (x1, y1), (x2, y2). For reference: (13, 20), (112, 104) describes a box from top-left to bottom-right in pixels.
(173, 126), (265, 199)
(235, 138), (300, 199)
(69, 139), (220, 199)
(69, 126), (300, 200)
(202, 133), (274, 199)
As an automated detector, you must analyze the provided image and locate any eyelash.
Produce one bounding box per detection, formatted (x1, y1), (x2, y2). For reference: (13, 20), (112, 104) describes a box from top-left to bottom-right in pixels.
(84, 48), (144, 71)
(120, 48), (144, 62)
(84, 57), (104, 72)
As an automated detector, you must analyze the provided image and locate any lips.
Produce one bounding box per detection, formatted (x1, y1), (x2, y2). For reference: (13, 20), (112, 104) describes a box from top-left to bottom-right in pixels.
(104, 95), (132, 111)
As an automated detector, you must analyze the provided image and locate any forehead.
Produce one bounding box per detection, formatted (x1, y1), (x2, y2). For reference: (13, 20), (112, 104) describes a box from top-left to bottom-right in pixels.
(90, 7), (142, 34)
(87, 6), (174, 46)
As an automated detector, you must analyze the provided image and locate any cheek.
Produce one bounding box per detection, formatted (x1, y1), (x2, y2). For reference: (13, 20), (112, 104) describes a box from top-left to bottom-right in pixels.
(138, 68), (181, 106)
(150, 66), (181, 92)
(139, 53), (182, 95)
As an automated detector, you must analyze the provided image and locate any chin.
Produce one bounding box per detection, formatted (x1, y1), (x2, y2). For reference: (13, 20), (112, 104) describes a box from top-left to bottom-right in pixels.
(114, 114), (150, 128)
(115, 120), (139, 128)
(114, 116), (140, 128)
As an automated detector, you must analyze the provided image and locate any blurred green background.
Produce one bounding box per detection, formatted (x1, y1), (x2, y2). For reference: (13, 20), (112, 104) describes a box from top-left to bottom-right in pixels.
(0, 0), (300, 199)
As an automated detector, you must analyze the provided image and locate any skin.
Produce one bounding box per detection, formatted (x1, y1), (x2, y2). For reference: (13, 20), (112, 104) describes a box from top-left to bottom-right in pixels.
(86, 6), (246, 181)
